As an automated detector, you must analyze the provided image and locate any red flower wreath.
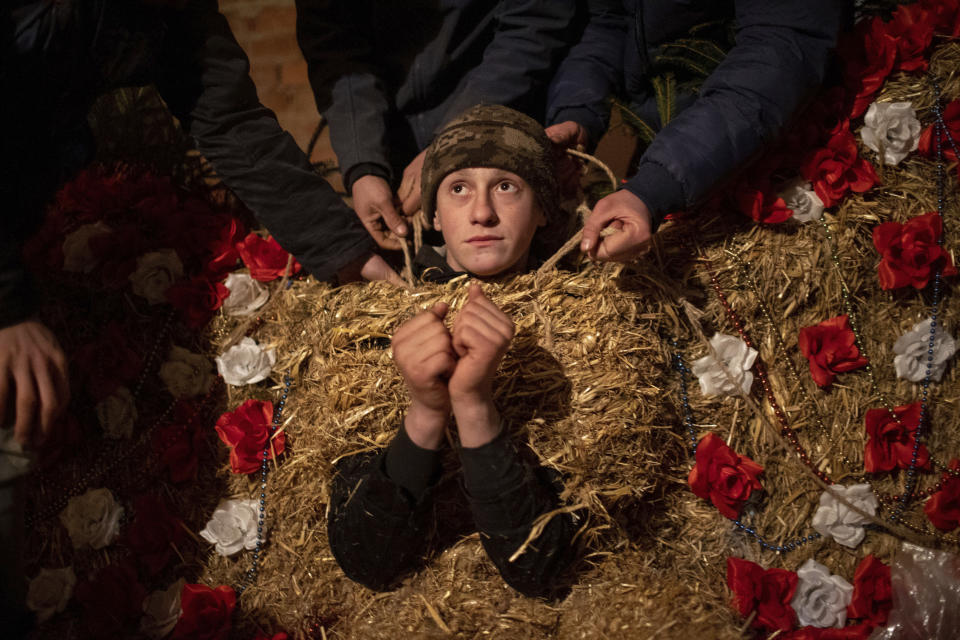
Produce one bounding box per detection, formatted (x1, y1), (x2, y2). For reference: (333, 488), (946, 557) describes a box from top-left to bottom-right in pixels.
(872, 212), (956, 290)
(727, 557), (797, 632)
(917, 99), (960, 164)
(214, 399), (285, 474)
(847, 554), (893, 628)
(798, 315), (869, 387)
(236, 233), (302, 282)
(886, 3), (935, 73)
(800, 130), (879, 208)
(924, 458), (960, 531)
(863, 401), (931, 473)
(172, 584), (236, 640)
(688, 433), (764, 520)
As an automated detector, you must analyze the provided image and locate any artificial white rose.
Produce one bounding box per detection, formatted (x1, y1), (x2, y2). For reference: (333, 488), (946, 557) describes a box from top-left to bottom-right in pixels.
(779, 178), (825, 223)
(159, 346), (215, 398)
(129, 249), (184, 304)
(95, 386), (138, 439)
(861, 101), (921, 166)
(62, 222), (112, 273)
(811, 483), (878, 548)
(216, 337), (276, 386)
(690, 333), (758, 397)
(199, 498), (262, 557)
(59, 488), (124, 550)
(791, 558), (854, 628)
(140, 578), (185, 639)
(893, 318), (956, 383)
(26, 567), (76, 622)
(222, 273), (269, 317)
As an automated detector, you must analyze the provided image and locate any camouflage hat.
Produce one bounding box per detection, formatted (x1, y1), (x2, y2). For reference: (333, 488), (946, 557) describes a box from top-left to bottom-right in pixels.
(420, 104), (559, 224)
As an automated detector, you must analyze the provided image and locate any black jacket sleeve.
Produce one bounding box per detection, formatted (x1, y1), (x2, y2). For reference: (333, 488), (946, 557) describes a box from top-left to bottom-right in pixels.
(153, 0), (374, 282)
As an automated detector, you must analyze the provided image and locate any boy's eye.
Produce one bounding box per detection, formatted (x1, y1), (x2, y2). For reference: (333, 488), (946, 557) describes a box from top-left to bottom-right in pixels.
(451, 184), (465, 194)
(497, 181), (518, 193)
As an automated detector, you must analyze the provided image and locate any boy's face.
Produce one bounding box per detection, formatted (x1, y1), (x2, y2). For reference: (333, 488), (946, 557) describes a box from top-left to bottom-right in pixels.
(434, 168), (545, 277)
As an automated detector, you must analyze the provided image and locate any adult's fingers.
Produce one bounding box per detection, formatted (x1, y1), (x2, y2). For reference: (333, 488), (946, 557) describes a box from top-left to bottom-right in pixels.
(545, 121), (584, 148)
(376, 200), (408, 239)
(34, 362), (59, 444)
(580, 206), (621, 255)
(359, 253), (409, 289)
(595, 230), (651, 262)
(360, 216), (403, 251)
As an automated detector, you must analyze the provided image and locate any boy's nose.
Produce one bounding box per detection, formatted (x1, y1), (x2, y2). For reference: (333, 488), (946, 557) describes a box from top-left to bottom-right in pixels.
(469, 193), (498, 226)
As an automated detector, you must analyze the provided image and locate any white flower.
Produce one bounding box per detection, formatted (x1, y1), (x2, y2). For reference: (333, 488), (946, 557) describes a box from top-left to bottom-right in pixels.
(812, 483), (878, 548)
(216, 337), (276, 386)
(159, 346), (215, 398)
(778, 178), (824, 223)
(140, 578), (185, 639)
(222, 273), (269, 317)
(26, 567), (76, 622)
(95, 386), (138, 439)
(62, 222), (112, 273)
(129, 249), (183, 304)
(59, 488), (123, 550)
(861, 101), (921, 166)
(791, 558), (854, 628)
(200, 498), (262, 557)
(690, 333), (758, 397)
(893, 318), (956, 383)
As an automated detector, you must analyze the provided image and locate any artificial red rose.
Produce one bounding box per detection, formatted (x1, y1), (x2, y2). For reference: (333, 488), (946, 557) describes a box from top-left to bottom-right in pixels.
(124, 494), (186, 576)
(847, 554), (892, 627)
(798, 315), (868, 387)
(917, 99), (960, 163)
(785, 87), (851, 154)
(74, 563), (146, 638)
(215, 399), (284, 474)
(836, 17), (897, 119)
(52, 167), (129, 224)
(781, 622), (875, 640)
(736, 177), (793, 224)
(202, 215), (245, 279)
(253, 634), (290, 640)
(236, 233), (302, 282)
(923, 458), (960, 531)
(166, 275), (230, 329)
(727, 557), (797, 632)
(73, 322), (143, 401)
(154, 401), (207, 483)
(800, 130), (879, 207)
(886, 3), (934, 73)
(688, 433), (764, 519)
(172, 584), (236, 640)
(864, 401), (931, 473)
(88, 222), (147, 288)
(872, 212), (957, 290)
(921, 0), (960, 37)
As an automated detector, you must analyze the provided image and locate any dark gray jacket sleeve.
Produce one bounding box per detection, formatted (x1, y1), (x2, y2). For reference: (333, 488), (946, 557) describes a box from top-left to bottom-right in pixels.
(623, 0), (843, 227)
(155, 0), (374, 281)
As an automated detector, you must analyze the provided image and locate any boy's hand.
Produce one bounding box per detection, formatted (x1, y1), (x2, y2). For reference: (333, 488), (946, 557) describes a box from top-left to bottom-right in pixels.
(448, 283), (514, 403)
(392, 303), (456, 448)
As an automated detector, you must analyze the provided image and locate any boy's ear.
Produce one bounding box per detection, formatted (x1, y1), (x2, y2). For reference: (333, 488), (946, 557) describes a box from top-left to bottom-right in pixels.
(536, 205), (547, 227)
(433, 213), (442, 231)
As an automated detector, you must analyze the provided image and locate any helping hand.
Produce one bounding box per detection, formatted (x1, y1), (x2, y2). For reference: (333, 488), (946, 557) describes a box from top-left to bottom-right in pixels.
(397, 149), (427, 217)
(351, 174), (409, 250)
(580, 189), (653, 262)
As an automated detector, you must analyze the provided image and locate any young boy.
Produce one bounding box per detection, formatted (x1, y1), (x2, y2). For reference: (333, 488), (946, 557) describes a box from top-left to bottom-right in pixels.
(327, 105), (578, 598)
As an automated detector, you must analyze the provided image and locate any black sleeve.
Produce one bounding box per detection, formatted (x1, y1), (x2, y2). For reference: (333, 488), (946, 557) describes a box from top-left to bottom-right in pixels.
(326, 427), (441, 591)
(153, 0), (375, 282)
(459, 429), (579, 599)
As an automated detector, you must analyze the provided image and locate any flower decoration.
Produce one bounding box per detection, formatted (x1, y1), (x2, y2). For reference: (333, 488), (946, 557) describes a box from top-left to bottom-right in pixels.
(159, 346), (215, 399)
(736, 176), (793, 224)
(791, 558), (854, 629)
(860, 101), (921, 166)
(918, 99), (960, 163)
(727, 557), (797, 632)
(800, 130), (879, 207)
(924, 458), (960, 531)
(779, 178), (824, 223)
(214, 399), (285, 474)
(166, 276), (230, 329)
(153, 401), (206, 484)
(781, 623), (875, 639)
(886, 3), (934, 73)
(141, 579), (186, 640)
(124, 495), (186, 576)
(873, 212), (956, 290)
(128, 248), (184, 304)
(95, 386), (138, 439)
(236, 233), (302, 282)
(811, 484), (878, 549)
(222, 272), (270, 316)
(59, 487), (124, 549)
(847, 555), (892, 628)
(62, 222), (113, 273)
(74, 563), (146, 638)
(690, 333), (758, 397)
(864, 401), (930, 473)
(200, 498), (263, 556)
(216, 337), (277, 386)
(689, 433), (764, 519)
(74, 323), (143, 401)
(837, 16), (896, 119)
(798, 315), (868, 387)
(893, 318), (956, 382)
(172, 583), (236, 640)
(26, 567), (76, 623)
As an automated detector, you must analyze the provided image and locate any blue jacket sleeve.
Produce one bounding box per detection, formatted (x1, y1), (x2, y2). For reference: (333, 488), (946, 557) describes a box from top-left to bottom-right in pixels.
(155, 0), (375, 281)
(624, 0), (843, 227)
(545, 0), (627, 148)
